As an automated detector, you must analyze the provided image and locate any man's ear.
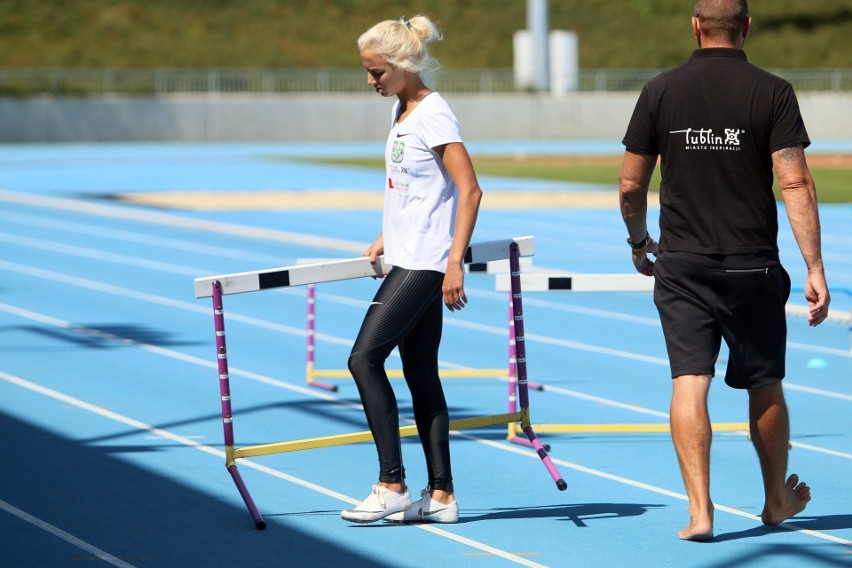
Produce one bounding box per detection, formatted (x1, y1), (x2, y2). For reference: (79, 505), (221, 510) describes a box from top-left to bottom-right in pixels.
(742, 16), (752, 44)
(692, 16), (702, 48)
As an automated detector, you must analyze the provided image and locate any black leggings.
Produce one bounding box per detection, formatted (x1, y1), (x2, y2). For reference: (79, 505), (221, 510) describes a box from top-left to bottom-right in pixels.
(348, 267), (454, 492)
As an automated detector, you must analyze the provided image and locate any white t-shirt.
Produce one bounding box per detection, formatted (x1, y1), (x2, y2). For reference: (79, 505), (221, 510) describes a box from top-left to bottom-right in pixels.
(382, 93), (463, 273)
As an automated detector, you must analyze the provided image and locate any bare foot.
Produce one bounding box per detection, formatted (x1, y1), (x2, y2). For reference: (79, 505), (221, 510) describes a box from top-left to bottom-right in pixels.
(678, 508), (714, 541)
(762, 474), (810, 526)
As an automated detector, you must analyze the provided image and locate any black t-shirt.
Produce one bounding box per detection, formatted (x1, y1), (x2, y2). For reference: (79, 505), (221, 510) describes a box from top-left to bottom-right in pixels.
(622, 48), (810, 255)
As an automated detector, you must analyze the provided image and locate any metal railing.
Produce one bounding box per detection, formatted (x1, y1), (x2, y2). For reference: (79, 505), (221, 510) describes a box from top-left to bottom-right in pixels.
(2, 68), (851, 95)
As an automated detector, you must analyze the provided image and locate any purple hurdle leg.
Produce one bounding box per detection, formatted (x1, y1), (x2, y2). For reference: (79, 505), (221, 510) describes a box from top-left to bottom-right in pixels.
(305, 284), (337, 392)
(509, 244), (567, 491)
(508, 291), (518, 414)
(510, 288), (544, 393)
(213, 281), (267, 529)
(508, 292), (536, 448)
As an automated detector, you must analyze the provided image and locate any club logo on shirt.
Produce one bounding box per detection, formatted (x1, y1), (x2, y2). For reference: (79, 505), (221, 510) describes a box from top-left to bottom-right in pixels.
(392, 140), (405, 163)
(670, 127), (744, 151)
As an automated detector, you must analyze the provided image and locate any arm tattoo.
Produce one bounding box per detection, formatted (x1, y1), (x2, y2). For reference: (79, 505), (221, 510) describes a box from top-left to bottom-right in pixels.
(778, 144), (804, 163)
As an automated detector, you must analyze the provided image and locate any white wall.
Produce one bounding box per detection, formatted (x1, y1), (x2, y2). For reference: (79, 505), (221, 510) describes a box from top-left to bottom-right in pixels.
(1, 92), (849, 143)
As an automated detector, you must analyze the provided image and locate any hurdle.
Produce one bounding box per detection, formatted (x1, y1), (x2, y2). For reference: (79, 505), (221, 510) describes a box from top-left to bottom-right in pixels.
(494, 272), (750, 441)
(195, 236), (567, 529)
(303, 256), (537, 392)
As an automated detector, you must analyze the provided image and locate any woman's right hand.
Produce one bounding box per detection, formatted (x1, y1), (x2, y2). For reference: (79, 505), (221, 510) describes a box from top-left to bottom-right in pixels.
(364, 233), (384, 264)
(364, 233), (385, 278)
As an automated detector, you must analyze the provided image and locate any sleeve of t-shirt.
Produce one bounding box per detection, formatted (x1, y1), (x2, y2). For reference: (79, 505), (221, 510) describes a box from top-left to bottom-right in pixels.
(421, 99), (463, 150)
(622, 84), (659, 156)
(769, 83), (811, 153)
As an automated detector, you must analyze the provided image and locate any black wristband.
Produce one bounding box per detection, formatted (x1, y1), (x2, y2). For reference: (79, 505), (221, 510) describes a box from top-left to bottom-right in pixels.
(627, 232), (651, 251)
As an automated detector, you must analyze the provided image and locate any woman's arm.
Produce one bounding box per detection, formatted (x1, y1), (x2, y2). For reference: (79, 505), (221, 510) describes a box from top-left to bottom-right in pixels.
(435, 142), (482, 311)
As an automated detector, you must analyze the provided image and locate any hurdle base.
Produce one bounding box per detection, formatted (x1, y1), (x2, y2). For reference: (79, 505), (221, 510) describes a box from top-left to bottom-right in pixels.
(310, 368), (508, 381)
(519, 425), (567, 491)
(233, 412), (524, 459)
(508, 422), (749, 436)
(227, 464), (266, 530)
(307, 380), (338, 392)
(509, 434), (551, 452)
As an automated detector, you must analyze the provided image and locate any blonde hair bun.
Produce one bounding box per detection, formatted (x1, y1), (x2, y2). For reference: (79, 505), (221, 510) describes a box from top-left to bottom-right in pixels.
(358, 14), (442, 73)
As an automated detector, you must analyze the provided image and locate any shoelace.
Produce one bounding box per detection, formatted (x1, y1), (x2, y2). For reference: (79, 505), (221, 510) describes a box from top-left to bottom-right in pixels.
(417, 489), (429, 517)
(371, 485), (386, 509)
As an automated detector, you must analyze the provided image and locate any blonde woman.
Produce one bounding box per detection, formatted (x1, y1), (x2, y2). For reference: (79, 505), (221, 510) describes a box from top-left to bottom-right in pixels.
(340, 14), (482, 524)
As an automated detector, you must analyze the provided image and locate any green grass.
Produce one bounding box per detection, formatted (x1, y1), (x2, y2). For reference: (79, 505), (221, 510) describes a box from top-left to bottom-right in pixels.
(2, 1), (852, 69)
(799, 168), (852, 203)
(302, 155), (851, 204)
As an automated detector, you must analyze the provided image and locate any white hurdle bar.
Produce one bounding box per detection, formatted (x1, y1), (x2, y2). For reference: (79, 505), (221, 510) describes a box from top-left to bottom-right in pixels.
(195, 235), (535, 298)
(495, 272), (655, 293)
(299, 256), (535, 392)
(194, 235), (572, 529)
(494, 271), (796, 442)
(496, 271), (657, 446)
(468, 257), (535, 274)
(499, 274), (852, 333)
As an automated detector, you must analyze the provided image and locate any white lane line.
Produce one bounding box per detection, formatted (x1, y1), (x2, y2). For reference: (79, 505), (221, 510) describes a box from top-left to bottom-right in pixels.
(0, 210), (294, 266)
(3, 362), (850, 551)
(0, 498), (138, 568)
(789, 441), (852, 460)
(784, 383), (852, 402)
(468, 287), (663, 325)
(0, 302), (338, 402)
(3, 292), (852, 543)
(787, 341), (852, 358)
(0, 232), (204, 276)
(1, 257), (850, 407)
(8, 294), (848, 461)
(0, 370), (547, 568)
(0, 189), (366, 254)
(458, 433), (852, 548)
(2, 194), (847, 335)
(2, 225), (848, 360)
(533, 385), (670, 418)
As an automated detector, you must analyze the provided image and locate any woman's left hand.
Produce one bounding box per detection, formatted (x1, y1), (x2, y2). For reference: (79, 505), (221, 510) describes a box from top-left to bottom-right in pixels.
(442, 263), (468, 311)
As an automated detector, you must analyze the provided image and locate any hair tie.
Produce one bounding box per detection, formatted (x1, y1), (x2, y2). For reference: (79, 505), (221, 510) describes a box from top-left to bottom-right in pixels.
(404, 19), (412, 30)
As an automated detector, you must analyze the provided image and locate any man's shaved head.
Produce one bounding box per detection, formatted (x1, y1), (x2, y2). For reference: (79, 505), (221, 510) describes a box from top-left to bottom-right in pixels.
(694, 0), (749, 43)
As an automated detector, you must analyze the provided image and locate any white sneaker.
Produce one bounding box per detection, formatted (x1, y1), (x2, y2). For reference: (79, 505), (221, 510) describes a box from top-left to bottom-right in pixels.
(385, 487), (458, 524)
(341, 485), (412, 523)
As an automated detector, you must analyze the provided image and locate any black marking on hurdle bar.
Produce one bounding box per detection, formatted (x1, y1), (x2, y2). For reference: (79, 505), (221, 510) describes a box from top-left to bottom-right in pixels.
(195, 236), (533, 298)
(258, 270), (291, 289)
(548, 277), (573, 290)
(468, 262), (487, 272)
(463, 246), (474, 264)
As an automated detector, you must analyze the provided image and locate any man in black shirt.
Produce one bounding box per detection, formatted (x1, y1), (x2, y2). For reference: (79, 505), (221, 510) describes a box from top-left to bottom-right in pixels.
(619, 0), (830, 540)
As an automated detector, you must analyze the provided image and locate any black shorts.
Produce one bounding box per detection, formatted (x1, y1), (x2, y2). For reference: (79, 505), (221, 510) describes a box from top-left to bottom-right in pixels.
(653, 251), (791, 389)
